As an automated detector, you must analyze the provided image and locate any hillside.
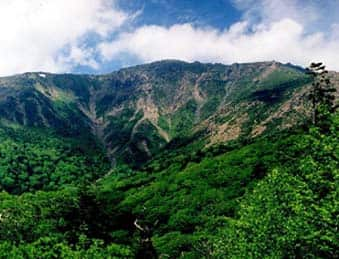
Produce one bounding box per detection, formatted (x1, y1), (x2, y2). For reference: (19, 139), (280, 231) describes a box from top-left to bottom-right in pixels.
(0, 60), (325, 167)
(0, 114), (337, 258)
(0, 60), (338, 258)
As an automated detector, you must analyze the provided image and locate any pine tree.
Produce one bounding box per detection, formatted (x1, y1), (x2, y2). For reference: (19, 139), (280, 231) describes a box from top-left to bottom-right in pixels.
(306, 62), (337, 129)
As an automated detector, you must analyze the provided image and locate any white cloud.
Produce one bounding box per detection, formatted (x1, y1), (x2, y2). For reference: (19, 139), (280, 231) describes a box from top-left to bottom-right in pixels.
(232, 0), (319, 26)
(99, 17), (339, 71)
(1, 0), (339, 75)
(0, 0), (128, 76)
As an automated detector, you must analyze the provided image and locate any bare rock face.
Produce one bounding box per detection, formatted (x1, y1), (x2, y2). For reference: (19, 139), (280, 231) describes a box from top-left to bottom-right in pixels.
(0, 60), (337, 166)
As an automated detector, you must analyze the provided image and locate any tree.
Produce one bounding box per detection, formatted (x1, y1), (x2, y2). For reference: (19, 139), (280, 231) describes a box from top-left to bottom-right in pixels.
(134, 219), (158, 259)
(212, 115), (339, 258)
(306, 62), (337, 129)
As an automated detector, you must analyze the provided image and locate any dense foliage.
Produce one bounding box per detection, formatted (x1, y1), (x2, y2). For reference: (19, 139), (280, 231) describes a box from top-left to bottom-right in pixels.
(0, 123), (110, 194)
(0, 112), (337, 257)
(213, 115), (338, 258)
(0, 61), (337, 258)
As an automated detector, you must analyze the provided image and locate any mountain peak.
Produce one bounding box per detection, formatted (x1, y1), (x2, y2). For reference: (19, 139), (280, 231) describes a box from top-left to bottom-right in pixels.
(1, 59), (330, 167)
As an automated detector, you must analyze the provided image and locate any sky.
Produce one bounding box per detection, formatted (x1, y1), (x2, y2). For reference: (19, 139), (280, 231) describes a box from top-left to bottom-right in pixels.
(0, 0), (339, 76)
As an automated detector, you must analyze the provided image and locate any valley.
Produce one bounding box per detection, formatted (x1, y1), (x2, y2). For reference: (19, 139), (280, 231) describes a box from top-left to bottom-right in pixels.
(0, 60), (338, 258)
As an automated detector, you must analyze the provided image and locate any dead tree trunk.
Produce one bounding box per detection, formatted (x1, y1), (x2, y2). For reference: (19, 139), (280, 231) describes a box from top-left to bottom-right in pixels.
(134, 219), (158, 259)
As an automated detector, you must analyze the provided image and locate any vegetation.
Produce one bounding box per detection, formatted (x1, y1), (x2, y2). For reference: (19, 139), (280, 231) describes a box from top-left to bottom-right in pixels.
(213, 115), (338, 258)
(306, 62), (337, 128)
(1, 113), (337, 257)
(0, 61), (337, 257)
(0, 124), (110, 194)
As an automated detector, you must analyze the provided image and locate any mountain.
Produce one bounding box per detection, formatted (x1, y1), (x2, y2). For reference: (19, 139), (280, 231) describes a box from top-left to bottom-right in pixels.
(1, 60), (332, 167)
(0, 60), (338, 258)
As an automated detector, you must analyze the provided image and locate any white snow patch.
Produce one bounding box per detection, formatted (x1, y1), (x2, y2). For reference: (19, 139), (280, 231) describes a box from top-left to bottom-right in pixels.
(39, 73), (46, 78)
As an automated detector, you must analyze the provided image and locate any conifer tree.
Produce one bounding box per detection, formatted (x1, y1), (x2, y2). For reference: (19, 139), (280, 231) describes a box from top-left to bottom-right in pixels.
(306, 62), (337, 129)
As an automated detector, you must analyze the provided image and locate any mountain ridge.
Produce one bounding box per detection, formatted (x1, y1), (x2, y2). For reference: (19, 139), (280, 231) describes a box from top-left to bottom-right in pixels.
(0, 60), (310, 79)
(0, 60), (338, 257)
(0, 60), (337, 166)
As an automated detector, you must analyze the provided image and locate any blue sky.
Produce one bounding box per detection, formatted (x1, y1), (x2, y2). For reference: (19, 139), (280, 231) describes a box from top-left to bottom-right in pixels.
(119, 0), (241, 29)
(0, 0), (339, 76)
(73, 0), (243, 73)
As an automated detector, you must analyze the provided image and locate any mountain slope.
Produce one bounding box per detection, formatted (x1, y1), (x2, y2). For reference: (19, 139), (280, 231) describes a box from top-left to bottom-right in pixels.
(0, 60), (337, 167)
(0, 60), (338, 258)
(1, 114), (337, 258)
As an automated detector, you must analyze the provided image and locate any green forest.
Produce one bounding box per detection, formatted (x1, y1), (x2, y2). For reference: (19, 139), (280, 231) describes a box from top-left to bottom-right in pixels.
(0, 62), (338, 258)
